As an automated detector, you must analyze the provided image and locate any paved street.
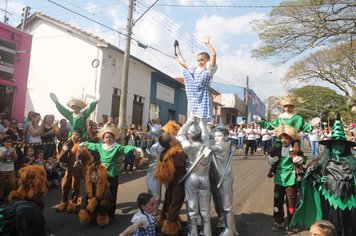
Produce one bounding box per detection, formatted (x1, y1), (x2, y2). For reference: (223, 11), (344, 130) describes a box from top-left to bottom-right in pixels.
(43, 148), (310, 236)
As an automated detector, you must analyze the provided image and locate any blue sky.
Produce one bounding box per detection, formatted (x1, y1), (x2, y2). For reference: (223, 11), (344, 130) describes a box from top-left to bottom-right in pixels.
(1, 0), (297, 99)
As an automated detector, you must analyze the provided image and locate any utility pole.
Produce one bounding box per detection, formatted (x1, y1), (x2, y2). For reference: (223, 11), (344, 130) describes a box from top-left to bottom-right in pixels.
(117, 0), (158, 142)
(118, 0), (134, 142)
(245, 75), (249, 126)
(21, 6), (31, 30)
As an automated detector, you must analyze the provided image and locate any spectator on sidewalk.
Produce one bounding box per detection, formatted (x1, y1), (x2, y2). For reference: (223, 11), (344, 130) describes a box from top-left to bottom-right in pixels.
(244, 124), (256, 158)
(309, 125), (321, 158)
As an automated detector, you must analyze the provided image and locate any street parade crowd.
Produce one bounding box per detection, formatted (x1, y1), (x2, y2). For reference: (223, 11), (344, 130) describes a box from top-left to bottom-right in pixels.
(0, 37), (355, 236)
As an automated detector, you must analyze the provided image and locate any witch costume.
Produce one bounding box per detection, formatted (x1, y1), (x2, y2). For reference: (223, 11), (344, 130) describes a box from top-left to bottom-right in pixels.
(290, 114), (356, 236)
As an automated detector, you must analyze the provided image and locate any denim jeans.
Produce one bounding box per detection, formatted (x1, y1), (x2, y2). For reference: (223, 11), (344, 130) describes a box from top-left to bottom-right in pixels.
(310, 140), (319, 158)
(124, 151), (135, 171)
(262, 140), (272, 156)
(238, 137), (244, 149)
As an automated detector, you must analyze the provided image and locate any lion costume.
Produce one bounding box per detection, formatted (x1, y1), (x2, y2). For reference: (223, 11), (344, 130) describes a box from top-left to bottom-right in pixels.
(8, 165), (47, 210)
(57, 140), (93, 213)
(154, 121), (187, 235)
(78, 163), (114, 227)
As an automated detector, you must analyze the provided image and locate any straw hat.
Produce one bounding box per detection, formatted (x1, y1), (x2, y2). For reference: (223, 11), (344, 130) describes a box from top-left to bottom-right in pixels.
(67, 98), (87, 110)
(276, 94), (305, 107)
(275, 124), (300, 141)
(98, 125), (120, 140)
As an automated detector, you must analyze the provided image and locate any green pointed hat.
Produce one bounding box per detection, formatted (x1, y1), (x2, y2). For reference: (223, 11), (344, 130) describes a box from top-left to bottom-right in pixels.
(319, 113), (356, 147)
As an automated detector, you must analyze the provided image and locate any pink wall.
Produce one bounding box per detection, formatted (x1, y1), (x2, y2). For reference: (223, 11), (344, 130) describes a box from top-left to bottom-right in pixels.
(0, 22), (32, 122)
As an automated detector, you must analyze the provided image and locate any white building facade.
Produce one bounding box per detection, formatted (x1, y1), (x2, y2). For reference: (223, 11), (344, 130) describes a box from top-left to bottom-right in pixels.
(23, 13), (151, 127)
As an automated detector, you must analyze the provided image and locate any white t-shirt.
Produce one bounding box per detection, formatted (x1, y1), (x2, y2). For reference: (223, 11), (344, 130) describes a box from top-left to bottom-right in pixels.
(229, 129), (238, 140)
(237, 128), (245, 138)
(0, 147), (15, 172)
(309, 128), (321, 142)
(261, 129), (272, 141)
(244, 128), (256, 140)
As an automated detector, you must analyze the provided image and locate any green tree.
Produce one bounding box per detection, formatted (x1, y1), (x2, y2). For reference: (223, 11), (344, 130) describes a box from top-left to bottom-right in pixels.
(252, 0), (356, 61)
(288, 85), (352, 122)
(252, 0), (356, 111)
(283, 43), (355, 108)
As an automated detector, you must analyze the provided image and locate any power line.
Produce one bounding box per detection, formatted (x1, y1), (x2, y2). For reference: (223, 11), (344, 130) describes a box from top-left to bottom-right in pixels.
(47, 0), (126, 36)
(156, 4), (324, 8)
(46, 0), (245, 83)
(46, 0), (181, 65)
(0, 7), (12, 15)
(136, 0), (238, 79)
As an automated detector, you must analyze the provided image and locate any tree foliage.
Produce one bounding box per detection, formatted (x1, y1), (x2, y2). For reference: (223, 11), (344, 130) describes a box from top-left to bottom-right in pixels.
(283, 43), (355, 107)
(288, 85), (353, 122)
(251, 0), (356, 62)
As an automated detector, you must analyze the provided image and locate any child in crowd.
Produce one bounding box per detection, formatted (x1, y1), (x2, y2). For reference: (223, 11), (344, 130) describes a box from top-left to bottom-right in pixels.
(123, 127), (140, 174)
(45, 156), (63, 188)
(35, 150), (46, 167)
(119, 192), (157, 236)
(309, 220), (337, 236)
(23, 146), (36, 166)
(174, 36), (217, 139)
(0, 135), (18, 202)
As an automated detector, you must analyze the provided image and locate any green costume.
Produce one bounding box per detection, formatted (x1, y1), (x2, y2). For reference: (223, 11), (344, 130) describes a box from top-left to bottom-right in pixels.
(274, 151), (297, 187)
(80, 142), (136, 177)
(54, 100), (98, 140)
(291, 115), (356, 235)
(259, 114), (311, 133)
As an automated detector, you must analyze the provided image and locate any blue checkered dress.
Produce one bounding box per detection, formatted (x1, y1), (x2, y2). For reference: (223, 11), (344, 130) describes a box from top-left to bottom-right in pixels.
(132, 210), (156, 236)
(183, 67), (214, 120)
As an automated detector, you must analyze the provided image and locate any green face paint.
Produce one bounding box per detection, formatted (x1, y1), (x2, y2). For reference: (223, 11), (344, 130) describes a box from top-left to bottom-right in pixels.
(331, 141), (346, 160)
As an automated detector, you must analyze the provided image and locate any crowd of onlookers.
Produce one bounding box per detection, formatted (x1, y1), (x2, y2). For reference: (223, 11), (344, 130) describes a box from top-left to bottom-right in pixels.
(0, 110), (164, 202)
(227, 121), (356, 158)
(1, 110), (354, 200)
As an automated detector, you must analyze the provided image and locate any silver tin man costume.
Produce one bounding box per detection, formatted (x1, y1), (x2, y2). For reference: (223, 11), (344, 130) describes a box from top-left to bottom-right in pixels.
(177, 120), (212, 236)
(206, 123), (225, 230)
(212, 127), (239, 236)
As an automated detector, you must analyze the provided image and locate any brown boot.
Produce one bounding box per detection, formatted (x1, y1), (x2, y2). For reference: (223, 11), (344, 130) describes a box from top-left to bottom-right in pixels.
(78, 209), (90, 223)
(66, 201), (79, 213)
(96, 214), (109, 227)
(161, 219), (181, 235)
(56, 201), (68, 212)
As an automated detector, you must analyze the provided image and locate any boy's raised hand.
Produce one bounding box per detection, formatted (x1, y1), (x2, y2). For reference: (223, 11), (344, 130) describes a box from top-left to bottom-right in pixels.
(201, 36), (210, 44)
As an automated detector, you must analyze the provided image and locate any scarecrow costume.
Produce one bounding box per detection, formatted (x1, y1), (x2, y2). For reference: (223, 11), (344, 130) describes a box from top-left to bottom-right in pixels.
(255, 94), (319, 178)
(291, 114), (356, 236)
(154, 121), (187, 235)
(80, 126), (138, 218)
(267, 125), (305, 182)
(267, 125), (305, 233)
(50, 93), (98, 140)
(257, 94), (313, 133)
